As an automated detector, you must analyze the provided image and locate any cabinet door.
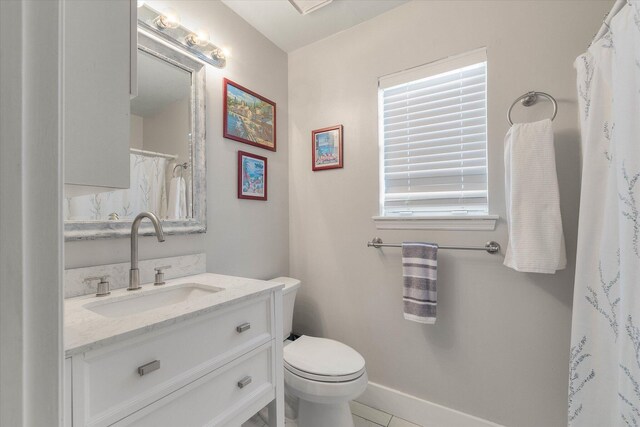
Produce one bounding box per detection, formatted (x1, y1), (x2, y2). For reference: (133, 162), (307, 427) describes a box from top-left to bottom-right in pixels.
(63, 0), (133, 190)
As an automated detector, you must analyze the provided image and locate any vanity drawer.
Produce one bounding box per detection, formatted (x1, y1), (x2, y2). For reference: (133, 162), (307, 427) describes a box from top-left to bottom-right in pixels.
(78, 296), (272, 426)
(113, 343), (274, 426)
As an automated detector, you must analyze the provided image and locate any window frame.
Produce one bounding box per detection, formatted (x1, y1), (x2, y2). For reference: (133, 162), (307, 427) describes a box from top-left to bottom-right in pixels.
(375, 48), (497, 231)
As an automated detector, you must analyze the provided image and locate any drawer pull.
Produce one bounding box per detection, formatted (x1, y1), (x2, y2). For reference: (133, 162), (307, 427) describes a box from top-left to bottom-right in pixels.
(236, 322), (251, 333)
(237, 376), (252, 389)
(137, 360), (160, 376)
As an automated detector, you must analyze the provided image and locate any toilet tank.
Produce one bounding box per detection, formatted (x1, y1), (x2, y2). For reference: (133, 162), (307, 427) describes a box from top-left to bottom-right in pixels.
(270, 277), (301, 339)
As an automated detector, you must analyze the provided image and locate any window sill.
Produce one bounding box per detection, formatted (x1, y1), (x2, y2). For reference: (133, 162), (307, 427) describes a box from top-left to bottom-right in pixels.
(372, 215), (499, 231)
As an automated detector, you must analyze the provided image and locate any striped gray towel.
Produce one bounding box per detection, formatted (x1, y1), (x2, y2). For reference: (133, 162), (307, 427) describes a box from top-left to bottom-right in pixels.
(402, 242), (438, 324)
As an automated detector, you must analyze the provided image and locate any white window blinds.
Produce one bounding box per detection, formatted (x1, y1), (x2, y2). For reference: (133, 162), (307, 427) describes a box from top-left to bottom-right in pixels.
(379, 50), (488, 217)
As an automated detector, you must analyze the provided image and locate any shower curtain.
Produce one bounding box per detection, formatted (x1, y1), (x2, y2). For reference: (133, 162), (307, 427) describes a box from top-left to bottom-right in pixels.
(569, 3), (640, 426)
(65, 153), (168, 221)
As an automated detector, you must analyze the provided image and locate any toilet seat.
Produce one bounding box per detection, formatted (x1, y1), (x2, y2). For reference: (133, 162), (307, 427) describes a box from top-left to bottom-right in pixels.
(284, 361), (365, 382)
(283, 336), (365, 383)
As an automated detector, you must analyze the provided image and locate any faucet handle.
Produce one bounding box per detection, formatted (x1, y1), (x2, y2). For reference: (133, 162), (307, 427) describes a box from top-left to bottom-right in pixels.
(154, 265), (172, 286)
(84, 275), (111, 297)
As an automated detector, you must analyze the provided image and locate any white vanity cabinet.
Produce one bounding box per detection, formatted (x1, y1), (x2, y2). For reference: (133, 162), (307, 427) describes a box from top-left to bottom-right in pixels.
(63, 0), (136, 193)
(66, 291), (283, 427)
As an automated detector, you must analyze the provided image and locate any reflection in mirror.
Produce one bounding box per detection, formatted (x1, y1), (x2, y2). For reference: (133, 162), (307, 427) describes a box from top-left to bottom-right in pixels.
(65, 50), (192, 221)
(64, 30), (206, 240)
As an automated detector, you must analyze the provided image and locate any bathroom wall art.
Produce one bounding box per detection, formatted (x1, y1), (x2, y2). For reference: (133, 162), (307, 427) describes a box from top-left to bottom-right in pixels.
(312, 124), (343, 171)
(238, 151), (268, 201)
(223, 78), (276, 151)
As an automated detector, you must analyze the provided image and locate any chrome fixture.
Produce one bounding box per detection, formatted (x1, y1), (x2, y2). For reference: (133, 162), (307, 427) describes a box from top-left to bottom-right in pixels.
(129, 212), (165, 291)
(153, 7), (180, 30)
(172, 162), (189, 178)
(138, 360), (161, 376)
(131, 147), (178, 160)
(153, 265), (171, 286)
(236, 322), (251, 333)
(237, 376), (252, 389)
(211, 48), (225, 62)
(507, 91), (558, 125)
(84, 275), (111, 297)
(185, 29), (210, 47)
(367, 237), (501, 254)
(137, 3), (227, 68)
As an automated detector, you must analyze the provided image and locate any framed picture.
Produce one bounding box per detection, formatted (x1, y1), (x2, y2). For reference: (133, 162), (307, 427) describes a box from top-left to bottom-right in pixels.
(224, 79), (276, 152)
(238, 151), (268, 201)
(312, 125), (343, 171)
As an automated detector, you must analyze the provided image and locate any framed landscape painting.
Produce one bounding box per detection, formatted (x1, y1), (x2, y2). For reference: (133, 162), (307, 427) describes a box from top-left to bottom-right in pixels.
(224, 79), (276, 152)
(238, 151), (267, 201)
(312, 125), (343, 171)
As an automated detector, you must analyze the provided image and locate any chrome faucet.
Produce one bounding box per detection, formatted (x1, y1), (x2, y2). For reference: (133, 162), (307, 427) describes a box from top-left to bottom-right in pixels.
(129, 212), (165, 291)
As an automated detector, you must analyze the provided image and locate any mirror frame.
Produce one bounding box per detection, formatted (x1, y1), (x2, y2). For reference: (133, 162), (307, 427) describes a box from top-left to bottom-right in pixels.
(64, 30), (206, 241)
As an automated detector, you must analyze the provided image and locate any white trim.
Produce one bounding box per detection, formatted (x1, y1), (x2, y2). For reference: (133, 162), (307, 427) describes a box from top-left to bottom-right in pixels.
(357, 382), (504, 427)
(1, 1), (64, 424)
(378, 47), (487, 90)
(372, 215), (498, 231)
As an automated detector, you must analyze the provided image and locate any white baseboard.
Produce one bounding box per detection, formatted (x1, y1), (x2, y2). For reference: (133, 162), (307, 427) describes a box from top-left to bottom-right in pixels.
(356, 382), (504, 427)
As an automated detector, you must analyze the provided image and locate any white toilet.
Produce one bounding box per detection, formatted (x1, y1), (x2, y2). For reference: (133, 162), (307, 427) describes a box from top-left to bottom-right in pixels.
(271, 277), (368, 427)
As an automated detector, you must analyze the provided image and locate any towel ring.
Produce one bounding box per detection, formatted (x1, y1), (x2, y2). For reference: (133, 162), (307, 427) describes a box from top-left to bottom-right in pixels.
(507, 91), (558, 125)
(172, 162), (188, 178)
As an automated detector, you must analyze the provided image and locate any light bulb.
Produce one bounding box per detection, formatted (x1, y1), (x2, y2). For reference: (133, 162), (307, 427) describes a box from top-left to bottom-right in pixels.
(211, 48), (225, 61)
(137, 0), (145, 7)
(221, 46), (232, 58)
(186, 29), (210, 47)
(195, 29), (210, 46)
(156, 8), (180, 29)
(164, 8), (180, 27)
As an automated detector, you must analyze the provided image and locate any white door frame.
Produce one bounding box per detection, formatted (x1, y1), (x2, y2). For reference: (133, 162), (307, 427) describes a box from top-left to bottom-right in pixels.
(0, 0), (64, 425)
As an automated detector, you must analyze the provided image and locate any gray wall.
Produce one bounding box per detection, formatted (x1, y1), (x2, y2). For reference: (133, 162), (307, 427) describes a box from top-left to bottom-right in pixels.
(65, 0), (290, 281)
(288, 2), (610, 426)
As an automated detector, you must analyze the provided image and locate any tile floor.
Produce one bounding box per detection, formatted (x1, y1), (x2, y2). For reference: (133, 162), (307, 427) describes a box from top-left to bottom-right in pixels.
(242, 401), (422, 427)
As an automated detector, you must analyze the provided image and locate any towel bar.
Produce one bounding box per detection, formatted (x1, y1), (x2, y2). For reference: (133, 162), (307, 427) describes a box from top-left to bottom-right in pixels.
(367, 237), (501, 254)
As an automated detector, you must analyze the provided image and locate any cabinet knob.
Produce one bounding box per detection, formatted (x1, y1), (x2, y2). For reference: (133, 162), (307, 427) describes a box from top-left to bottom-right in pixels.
(237, 376), (252, 389)
(236, 322), (251, 333)
(138, 360), (160, 376)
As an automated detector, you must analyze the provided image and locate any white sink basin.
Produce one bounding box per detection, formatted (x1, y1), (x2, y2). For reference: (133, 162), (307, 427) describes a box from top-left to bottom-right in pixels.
(83, 283), (222, 318)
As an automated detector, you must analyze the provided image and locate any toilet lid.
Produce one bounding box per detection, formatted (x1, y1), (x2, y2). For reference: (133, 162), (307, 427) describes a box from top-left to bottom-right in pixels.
(283, 336), (365, 378)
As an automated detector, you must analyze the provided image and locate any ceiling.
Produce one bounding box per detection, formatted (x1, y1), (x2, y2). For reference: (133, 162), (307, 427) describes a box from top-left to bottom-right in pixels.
(220, 0), (409, 52)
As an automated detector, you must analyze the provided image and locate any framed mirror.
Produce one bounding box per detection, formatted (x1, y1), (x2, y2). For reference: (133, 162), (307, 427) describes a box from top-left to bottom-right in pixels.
(64, 31), (206, 240)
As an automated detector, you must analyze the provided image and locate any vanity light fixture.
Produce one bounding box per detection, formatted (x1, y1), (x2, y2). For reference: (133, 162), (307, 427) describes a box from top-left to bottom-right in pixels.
(138, 3), (226, 68)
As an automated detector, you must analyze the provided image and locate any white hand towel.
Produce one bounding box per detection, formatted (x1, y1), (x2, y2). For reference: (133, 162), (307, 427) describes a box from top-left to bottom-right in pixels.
(504, 119), (566, 273)
(167, 176), (186, 219)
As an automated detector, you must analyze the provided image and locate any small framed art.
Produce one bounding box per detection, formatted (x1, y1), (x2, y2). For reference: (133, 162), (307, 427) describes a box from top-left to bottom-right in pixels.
(312, 125), (343, 171)
(224, 78), (276, 152)
(238, 151), (267, 201)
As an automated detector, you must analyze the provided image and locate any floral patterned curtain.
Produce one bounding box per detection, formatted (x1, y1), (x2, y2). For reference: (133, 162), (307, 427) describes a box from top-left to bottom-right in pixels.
(569, 3), (640, 425)
(65, 154), (168, 221)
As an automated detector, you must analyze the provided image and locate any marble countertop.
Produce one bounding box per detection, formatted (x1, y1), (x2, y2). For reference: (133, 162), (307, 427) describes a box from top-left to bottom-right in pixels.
(64, 273), (284, 356)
